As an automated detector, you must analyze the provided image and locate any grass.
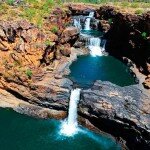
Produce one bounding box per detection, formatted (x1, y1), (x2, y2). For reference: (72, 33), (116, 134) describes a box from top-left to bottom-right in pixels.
(0, 0), (149, 25)
(121, 2), (129, 7)
(135, 9), (144, 15)
(130, 3), (139, 8)
(20, 0), (56, 26)
(0, 0), (62, 27)
(6, 0), (15, 5)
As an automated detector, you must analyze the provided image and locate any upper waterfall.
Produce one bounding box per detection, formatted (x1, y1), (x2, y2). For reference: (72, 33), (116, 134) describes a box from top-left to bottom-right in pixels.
(60, 88), (81, 136)
(84, 12), (94, 30)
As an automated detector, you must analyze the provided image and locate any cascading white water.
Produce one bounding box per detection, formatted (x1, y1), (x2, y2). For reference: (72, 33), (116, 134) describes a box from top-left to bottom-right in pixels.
(88, 37), (105, 57)
(84, 12), (94, 30)
(74, 18), (81, 30)
(101, 39), (106, 52)
(60, 88), (81, 136)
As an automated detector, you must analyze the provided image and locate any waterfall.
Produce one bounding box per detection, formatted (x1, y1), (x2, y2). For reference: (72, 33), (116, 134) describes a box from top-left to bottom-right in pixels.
(84, 12), (94, 30)
(74, 18), (81, 30)
(88, 37), (105, 57)
(60, 88), (81, 136)
(101, 39), (106, 52)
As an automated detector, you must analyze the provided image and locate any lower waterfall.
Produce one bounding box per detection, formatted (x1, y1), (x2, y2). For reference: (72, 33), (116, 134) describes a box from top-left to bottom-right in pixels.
(60, 88), (81, 136)
(88, 37), (105, 57)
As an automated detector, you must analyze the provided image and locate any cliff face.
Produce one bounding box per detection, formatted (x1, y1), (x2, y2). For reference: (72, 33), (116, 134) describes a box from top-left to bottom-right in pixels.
(98, 6), (150, 89)
(97, 6), (150, 72)
(0, 7), (79, 93)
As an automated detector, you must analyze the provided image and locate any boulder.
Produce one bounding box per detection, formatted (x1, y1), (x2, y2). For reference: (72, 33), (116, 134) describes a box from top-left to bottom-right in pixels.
(68, 4), (96, 16)
(143, 75), (150, 89)
(60, 43), (71, 57)
(60, 26), (79, 44)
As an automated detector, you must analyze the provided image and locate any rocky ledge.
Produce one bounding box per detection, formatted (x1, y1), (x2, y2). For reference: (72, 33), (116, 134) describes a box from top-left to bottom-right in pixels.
(80, 81), (150, 150)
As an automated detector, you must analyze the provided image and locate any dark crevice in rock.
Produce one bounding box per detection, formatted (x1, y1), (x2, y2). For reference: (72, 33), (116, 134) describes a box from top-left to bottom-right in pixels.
(6, 89), (30, 102)
(40, 45), (56, 65)
(79, 112), (150, 150)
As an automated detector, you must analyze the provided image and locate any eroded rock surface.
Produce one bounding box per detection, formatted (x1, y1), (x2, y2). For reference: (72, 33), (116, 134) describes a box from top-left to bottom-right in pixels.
(80, 81), (150, 150)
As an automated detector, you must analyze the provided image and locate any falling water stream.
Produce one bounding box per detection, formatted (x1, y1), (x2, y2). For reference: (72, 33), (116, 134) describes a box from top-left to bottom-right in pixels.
(88, 37), (106, 57)
(73, 11), (106, 56)
(60, 89), (81, 136)
(84, 12), (95, 30)
(74, 18), (81, 29)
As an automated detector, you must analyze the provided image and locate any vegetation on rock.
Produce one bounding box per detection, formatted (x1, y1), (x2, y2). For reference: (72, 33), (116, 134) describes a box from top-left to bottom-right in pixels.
(26, 68), (32, 79)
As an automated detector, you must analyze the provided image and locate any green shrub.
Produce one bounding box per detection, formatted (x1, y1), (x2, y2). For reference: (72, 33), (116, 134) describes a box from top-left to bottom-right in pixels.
(51, 26), (58, 34)
(26, 69), (32, 79)
(45, 40), (53, 46)
(37, 17), (43, 28)
(6, 0), (14, 5)
(22, 8), (36, 21)
(135, 9), (144, 15)
(121, 2), (129, 7)
(141, 32), (147, 40)
(108, 18), (113, 24)
(130, 3), (139, 8)
(45, 0), (54, 6)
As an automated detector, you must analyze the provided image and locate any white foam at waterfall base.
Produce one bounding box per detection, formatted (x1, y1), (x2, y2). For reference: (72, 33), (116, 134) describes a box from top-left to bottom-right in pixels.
(88, 37), (105, 57)
(60, 88), (81, 137)
(89, 46), (103, 57)
(84, 12), (94, 30)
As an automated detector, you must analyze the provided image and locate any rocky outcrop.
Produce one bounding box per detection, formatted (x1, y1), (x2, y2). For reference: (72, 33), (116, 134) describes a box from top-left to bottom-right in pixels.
(0, 5), (80, 114)
(80, 81), (150, 150)
(0, 7), (80, 92)
(143, 75), (150, 89)
(68, 3), (96, 16)
(60, 27), (79, 44)
(0, 45), (87, 113)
